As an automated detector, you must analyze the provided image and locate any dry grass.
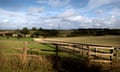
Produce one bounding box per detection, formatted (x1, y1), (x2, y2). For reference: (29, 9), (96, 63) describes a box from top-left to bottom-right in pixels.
(0, 36), (120, 72)
(0, 53), (55, 72)
(45, 35), (120, 48)
(0, 37), (56, 72)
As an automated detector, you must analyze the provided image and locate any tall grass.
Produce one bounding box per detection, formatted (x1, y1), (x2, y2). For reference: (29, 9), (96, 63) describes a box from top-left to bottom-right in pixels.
(0, 54), (56, 72)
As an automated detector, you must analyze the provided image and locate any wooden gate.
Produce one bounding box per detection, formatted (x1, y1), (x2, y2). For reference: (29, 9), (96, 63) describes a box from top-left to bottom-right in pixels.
(41, 40), (119, 63)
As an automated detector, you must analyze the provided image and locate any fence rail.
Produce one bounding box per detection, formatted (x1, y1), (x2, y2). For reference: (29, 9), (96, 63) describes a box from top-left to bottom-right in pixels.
(1, 40), (120, 72)
(40, 40), (120, 63)
(2, 40), (119, 64)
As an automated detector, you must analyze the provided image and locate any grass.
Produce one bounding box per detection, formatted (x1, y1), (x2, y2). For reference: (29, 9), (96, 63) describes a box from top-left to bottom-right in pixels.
(1, 35), (119, 55)
(0, 36), (57, 72)
(0, 54), (55, 72)
(0, 36), (72, 57)
(0, 36), (86, 63)
(0, 36), (120, 72)
(0, 36), (33, 41)
(45, 35), (120, 48)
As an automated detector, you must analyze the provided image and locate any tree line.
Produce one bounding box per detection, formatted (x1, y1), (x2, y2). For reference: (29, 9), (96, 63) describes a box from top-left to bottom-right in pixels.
(70, 29), (120, 36)
(16, 27), (59, 38)
(16, 27), (120, 37)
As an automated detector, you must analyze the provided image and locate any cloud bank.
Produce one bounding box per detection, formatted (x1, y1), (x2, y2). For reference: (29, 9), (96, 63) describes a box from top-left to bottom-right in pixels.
(0, 0), (120, 29)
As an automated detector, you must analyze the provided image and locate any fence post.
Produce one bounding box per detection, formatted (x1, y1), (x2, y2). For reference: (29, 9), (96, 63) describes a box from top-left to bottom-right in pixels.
(110, 47), (114, 71)
(110, 48), (113, 61)
(82, 45), (84, 56)
(72, 44), (76, 55)
(22, 41), (28, 64)
(56, 44), (58, 57)
(95, 47), (97, 59)
(87, 45), (90, 58)
(79, 45), (82, 55)
(115, 48), (119, 62)
(53, 44), (59, 70)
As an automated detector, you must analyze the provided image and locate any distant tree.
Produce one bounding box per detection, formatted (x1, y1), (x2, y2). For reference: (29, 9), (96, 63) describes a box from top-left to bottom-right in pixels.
(38, 27), (43, 31)
(108, 29), (120, 35)
(20, 27), (30, 37)
(32, 27), (37, 31)
(31, 31), (41, 38)
(47, 30), (59, 37)
(70, 29), (88, 36)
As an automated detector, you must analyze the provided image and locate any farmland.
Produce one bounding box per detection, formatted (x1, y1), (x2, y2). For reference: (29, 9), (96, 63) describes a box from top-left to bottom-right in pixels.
(44, 35), (120, 48)
(0, 35), (120, 72)
(0, 37), (56, 72)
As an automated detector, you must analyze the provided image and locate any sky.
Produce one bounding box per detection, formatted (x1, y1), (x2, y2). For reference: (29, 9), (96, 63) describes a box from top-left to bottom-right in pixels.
(0, 0), (120, 30)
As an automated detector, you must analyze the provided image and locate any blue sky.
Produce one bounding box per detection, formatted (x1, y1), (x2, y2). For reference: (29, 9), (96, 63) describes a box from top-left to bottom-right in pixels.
(0, 0), (120, 30)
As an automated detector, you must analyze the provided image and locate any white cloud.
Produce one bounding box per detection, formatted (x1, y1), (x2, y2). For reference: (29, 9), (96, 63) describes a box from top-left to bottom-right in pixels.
(28, 7), (44, 13)
(0, 8), (27, 29)
(110, 8), (120, 16)
(2, 19), (9, 23)
(49, 0), (70, 7)
(35, 7), (120, 29)
(37, 0), (70, 7)
(94, 9), (104, 15)
(58, 9), (78, 18)
(107, 16), (120, 28)
(66, 16), (84, 22)
(37, 0), (48, 3)
(0, 8), (25, 18)
(0, 8), (26, 24)
(22, 2), (120, 29)
(1, 0), (120, 30)
(81, 0), (120, 12)
(87, 0), (111, 9)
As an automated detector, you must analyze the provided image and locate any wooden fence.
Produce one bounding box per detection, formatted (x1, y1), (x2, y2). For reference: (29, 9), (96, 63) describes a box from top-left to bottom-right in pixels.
(1, 41), (43, 64)
(2, 40), (119, 64)
(1, 40), (120, 72)
(40, 40), (120, 63)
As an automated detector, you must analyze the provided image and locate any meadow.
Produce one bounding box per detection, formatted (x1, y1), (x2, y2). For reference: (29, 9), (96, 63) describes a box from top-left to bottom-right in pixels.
(0, 35), (120, 72)
(45, 35), (120, 48)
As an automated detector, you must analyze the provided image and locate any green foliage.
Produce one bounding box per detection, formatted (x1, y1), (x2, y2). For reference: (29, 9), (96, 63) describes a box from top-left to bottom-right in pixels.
(31, 29), (59, 37)
(32, 27), (37, 31)
(20, 27), (30, 35)
(31, 31), (41, 38)
(43, 30), (59, 37)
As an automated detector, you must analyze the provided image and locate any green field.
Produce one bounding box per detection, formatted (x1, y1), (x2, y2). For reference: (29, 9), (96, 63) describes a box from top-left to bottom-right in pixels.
(0, 36), (54, 54)
(0, 36), (86, 72)
(0, 36), (120, 72)
(0, 37), (56, 72)
(45, 35), (120, 48)
(0, 36), (72, 57)
(0, 35), (120, 54)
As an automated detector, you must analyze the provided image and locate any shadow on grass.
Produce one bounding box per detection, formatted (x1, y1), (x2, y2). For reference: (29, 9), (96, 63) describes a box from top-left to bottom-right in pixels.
(28, 48), (103, 72)
(51, 56), (102, 72)
(40, 49), (56, 52)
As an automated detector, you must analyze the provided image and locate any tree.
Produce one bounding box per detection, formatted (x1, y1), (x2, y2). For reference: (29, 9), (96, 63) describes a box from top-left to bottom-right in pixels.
(32, 27), (37, 31)
(47, 30), (59, 37)
(38, 27), (43, 31)
(20, 27), (30, 37)
(31, 31), (40, 38)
